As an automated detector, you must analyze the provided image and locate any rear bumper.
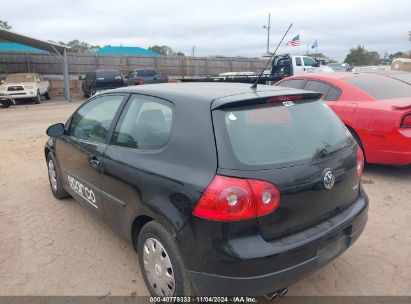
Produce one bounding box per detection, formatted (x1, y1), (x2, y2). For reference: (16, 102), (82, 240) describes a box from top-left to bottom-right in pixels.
(366, 128), (411, 165)
(184, 188), (368, 296)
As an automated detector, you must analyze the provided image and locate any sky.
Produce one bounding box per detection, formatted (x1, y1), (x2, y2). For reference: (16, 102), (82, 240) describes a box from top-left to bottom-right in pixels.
(1, 0), (410, 61)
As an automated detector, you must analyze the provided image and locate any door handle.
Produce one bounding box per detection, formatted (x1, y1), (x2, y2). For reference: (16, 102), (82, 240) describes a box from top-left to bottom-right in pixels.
(89, 156), (100, 169)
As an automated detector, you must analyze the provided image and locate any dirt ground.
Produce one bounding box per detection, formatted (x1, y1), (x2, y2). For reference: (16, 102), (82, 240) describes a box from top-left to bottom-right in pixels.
(0, 101), (410, 296)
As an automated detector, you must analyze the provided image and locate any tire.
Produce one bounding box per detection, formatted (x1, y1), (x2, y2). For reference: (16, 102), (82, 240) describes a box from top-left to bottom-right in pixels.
(34, 91), (41, 104)
(45, 89), (51, 100)
(1, 101), (10, 108)
(138, 221), (194, 296)
(47, 153), (70, 199)
(348, 127), (366, 162)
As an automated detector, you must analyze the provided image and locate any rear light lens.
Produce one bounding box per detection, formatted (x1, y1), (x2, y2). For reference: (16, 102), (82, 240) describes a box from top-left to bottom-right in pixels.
(266, 95), (304, 103)
(193, 175), (281, 221)
(401, 115), (411, 128)
(356, 148), (364, 177)
(248, 179), (281, 217)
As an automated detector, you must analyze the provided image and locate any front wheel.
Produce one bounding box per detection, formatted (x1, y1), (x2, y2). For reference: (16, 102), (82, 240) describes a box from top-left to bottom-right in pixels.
(1, 101), (11, 108)
(34, 91), (41, 104)
(138, 221), (194, 296)
(45, 89), (51, 100)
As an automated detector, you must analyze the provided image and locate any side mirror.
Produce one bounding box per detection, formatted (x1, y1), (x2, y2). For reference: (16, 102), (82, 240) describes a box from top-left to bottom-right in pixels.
(46, 123), (65, 137)
(79, 75), (85, 80)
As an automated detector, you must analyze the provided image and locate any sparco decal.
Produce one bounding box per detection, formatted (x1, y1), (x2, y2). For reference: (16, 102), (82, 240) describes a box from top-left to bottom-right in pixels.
(67, 175), (97, 208)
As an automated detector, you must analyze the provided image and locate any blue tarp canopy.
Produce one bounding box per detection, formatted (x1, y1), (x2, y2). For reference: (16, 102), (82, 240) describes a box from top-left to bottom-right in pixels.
(0, 42), (48, 53)
(96, 45), (160, 56)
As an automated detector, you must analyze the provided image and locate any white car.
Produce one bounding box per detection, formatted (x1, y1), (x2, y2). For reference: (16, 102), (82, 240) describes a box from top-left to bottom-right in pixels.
(0, 73), (51, 104)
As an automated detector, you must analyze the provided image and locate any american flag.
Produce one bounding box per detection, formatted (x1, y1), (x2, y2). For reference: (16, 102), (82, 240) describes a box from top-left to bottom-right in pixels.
(286, 35), (300, 46)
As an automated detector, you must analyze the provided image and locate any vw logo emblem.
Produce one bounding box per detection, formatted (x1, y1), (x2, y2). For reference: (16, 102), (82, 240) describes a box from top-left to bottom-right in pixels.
(324, 170), (335, 190)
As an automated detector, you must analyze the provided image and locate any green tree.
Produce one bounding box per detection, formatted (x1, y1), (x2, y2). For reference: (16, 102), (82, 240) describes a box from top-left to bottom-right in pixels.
(388, 51), (409, 61)
(58, 40), (100, 53)
(344, 45), (381, 66)
(0, 20), (12, 30)
(148, 45), (184, 56)
(148, 45), (173, 56)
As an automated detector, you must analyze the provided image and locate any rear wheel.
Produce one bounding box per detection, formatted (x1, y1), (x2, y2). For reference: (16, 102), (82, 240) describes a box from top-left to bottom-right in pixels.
(138, 221), (194, 296)
(347, 127), (366, 161)
(34, 91), (41, 104)
(47, 153), (70, 199)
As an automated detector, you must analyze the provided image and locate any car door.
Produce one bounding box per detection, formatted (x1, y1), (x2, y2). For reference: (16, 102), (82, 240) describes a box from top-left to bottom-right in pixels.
(302, 57), (318, 73)
(56, 94), (127, 214)
(293, 57), (304, 74)
(100, 94), (175, 238)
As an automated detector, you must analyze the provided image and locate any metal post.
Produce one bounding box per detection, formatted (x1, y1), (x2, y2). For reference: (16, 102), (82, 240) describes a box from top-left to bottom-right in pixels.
(263, 13), (271, 54)
(63, 49), (71, 101)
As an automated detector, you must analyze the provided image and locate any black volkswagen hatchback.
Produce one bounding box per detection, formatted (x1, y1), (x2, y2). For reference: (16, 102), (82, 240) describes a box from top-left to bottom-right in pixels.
(45, 83), (368, 297)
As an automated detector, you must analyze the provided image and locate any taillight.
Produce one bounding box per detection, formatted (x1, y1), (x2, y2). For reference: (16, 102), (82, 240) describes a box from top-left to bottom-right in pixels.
(193, 175), (281, 221)
(356, 148), (364, 177)
(401, 115), (411, 128)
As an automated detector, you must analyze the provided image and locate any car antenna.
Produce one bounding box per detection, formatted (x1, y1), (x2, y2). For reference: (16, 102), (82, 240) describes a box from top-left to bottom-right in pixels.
(251, 23), (293, 90)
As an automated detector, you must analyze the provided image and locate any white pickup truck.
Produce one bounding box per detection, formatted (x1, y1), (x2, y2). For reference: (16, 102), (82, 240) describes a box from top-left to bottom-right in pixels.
(271, 55), (333, 78)
(0, 73), (51, 104)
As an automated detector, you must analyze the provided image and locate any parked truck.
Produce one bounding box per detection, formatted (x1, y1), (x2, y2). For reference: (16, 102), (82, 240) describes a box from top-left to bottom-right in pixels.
(80, 69), (126, 97)
(181, 54), (329, 84)
(0, 73), (51, 104)
(126, 69), (168, 86)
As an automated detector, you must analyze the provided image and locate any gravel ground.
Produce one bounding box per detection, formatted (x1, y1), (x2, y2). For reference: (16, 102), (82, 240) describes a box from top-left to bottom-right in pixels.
(0, 101), (410, 296)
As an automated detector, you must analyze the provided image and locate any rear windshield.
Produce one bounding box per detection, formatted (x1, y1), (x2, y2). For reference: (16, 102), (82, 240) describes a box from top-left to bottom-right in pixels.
(344, 75), (411, 99)
(96, 70), (122, 79)
(213, 99), (351, 168)
(136, 70), (157, 77)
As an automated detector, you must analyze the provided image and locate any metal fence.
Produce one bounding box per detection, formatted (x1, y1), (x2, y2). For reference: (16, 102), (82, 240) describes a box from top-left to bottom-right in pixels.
(0, 52), (267, 77)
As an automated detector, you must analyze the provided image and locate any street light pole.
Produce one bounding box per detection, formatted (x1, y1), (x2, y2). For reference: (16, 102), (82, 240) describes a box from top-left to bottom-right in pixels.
(263, 13), (271, 54)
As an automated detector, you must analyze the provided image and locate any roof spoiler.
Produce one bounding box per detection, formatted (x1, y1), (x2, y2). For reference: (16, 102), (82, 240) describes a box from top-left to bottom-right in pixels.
(212, 92), (322, 110)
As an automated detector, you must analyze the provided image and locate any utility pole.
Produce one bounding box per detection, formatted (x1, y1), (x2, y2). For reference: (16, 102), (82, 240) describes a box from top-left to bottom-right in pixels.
(263, 13), (271, 54)
(408, 31), (411, 58)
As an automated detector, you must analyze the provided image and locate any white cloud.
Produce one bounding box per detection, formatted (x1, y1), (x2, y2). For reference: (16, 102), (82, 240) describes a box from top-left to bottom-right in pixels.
(2, 0), (410, 61)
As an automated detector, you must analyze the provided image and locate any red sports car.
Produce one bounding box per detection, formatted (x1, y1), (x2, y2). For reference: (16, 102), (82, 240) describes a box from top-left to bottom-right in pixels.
(276, 73), (411, 165)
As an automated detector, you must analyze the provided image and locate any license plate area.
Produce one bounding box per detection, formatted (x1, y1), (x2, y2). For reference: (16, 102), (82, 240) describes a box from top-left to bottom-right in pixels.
(318, 232), (348, 263)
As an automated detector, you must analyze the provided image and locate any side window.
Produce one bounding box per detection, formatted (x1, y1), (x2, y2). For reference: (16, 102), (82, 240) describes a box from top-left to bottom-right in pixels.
(129, 71), (134, 78)
(278, 79), (305, 89)
(112, 95), (173, 150)
(304, 80), (331, 97)
(325, 86), (341, 101)
(303, 57), (316, 67)
(295, 57), (302, 66)
(69, 95), (124, 144)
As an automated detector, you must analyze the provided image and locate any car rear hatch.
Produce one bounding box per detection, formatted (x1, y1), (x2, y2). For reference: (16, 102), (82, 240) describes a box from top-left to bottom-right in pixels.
(95, 70), (124, 89)
(211, 91), (361, 241)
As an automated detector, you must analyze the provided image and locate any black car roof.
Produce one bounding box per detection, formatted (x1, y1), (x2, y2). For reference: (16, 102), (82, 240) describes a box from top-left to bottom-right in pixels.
(103, 82), (309, 105)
